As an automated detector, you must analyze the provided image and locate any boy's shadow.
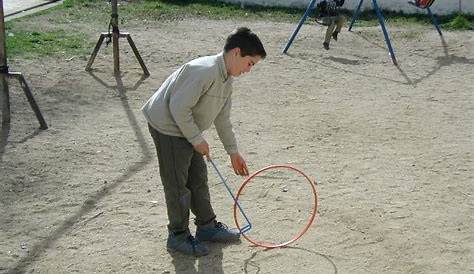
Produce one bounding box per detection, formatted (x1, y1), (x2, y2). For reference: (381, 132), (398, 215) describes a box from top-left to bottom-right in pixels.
(170, 241), (241, 274)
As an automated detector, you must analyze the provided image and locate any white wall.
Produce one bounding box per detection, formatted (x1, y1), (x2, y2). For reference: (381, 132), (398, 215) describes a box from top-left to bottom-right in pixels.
(223, 0), (474, 15)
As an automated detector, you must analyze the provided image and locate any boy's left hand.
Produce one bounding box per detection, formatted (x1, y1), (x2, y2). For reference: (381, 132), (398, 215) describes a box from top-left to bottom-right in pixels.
(230, 153), (249, 176)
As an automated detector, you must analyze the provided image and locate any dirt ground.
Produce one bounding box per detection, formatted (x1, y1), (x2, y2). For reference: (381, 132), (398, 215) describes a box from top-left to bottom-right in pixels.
(1, 16), (473, 274)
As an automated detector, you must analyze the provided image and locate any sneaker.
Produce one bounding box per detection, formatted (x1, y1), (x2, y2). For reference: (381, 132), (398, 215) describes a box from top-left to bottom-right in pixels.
(323, 42), (330, 50)
(332, 31), (339, 41)
(167, 232), (209, 256)
(196, 221), (240, 242)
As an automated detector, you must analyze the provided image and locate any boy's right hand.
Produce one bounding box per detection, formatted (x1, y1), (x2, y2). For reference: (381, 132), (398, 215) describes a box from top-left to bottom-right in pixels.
(193, 141), (210, 158)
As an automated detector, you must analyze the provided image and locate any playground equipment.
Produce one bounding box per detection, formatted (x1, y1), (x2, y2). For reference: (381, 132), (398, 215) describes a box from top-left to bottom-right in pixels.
(283, 0), (395, 61)
(234, 164), (318, 248)
(85, 0), (149, 76)
(411, 0), (435, 9)
(408, 0), (442, 36)
(209, 158), (318, 249)
(349, 0), (442, 65)
(348, 0), (398, 65)
(284, 0), (442, 66)
(0, 0), (47, 130)
(283, 0), (318, 54)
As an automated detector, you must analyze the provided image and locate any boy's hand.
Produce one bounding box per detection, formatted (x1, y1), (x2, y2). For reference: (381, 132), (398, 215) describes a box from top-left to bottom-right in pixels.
(193, 141), (210, 158)
(230, 153), (249, 176)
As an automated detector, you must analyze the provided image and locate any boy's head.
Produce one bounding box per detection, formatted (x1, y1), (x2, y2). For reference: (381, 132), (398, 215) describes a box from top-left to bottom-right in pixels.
(224, 27), (266, 77)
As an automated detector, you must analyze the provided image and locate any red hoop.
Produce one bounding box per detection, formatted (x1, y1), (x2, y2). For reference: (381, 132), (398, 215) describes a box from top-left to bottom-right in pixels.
(233, 164), (318, 248)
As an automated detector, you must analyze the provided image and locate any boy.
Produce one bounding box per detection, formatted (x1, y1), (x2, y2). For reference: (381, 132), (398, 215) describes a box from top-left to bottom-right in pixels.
(142, 27), (266, 256)
(316, 0), (346, 50)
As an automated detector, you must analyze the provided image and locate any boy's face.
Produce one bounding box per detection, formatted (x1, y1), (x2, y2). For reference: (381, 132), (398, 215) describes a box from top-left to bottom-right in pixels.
(228, 48), (262, 77)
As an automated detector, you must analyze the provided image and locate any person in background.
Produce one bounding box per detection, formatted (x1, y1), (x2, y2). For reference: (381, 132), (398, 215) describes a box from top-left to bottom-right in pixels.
(316, 0), (346, 50)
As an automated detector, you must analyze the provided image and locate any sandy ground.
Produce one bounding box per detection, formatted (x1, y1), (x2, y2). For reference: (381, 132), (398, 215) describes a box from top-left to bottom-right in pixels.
(1, 16), (473, 274)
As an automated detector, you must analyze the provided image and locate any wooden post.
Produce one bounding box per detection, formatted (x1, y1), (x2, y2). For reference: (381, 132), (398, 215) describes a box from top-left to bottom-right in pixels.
(111, 0), (120, 75)
(0, 0), (11, 125)
(0, 0), (47, 129)
(85, 0), (149, 75)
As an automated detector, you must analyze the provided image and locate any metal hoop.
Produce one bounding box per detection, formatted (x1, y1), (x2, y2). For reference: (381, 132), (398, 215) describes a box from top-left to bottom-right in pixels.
(233, 164), (318, 248)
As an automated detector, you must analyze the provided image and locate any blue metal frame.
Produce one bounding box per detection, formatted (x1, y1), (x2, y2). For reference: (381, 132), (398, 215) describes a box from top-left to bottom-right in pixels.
(348, 0), (364, 31)
(349, 0), (398, 65)
(208, 159), (252, 234)
(408, 1), (442, 36)
(284, 0), (441, 64)
(426, 7), (442, 36)
(283, 0), (318, 54)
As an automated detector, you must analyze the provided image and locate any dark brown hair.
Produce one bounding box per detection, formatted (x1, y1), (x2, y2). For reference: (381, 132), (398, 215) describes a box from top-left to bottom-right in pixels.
(224, 27), (266, 59)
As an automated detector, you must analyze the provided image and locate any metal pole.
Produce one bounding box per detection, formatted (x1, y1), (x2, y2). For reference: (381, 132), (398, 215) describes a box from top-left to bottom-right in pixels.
(208, 158), (252, 234)
(427, 7), (442, 36)
(349, 0), (364, 31)
(111, 0), (120, 75)
(283, 0), (317, 54)
(0, 0), (10, 125)
(372, 0), (397, 65)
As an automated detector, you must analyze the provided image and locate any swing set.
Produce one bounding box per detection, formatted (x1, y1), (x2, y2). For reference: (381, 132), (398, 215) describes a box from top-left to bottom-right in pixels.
(283, 0), (442, 65)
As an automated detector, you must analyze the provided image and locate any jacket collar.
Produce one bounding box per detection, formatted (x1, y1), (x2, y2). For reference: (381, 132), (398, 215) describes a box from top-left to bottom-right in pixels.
(217, 52), (230, 82)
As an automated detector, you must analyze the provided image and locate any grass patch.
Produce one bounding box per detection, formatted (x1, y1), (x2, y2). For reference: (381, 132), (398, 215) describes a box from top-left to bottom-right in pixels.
(443, 13), (473, 30)
(5, 24), (93, 59)
(113, 0), (304, 24)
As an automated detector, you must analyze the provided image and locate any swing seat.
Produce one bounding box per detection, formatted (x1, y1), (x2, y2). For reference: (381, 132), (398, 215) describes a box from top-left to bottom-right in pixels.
(408, 0), (435, 9)
(315, 16), (341, 27)
(315, 16), (332, 26)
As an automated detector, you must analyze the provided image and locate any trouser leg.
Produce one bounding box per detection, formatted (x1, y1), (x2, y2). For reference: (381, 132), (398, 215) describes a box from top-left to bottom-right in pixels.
(187, 151), (216, 226)
(149, 125), (194, 234)
(325, 21), (337, 43)
(335, 15), (346, 33)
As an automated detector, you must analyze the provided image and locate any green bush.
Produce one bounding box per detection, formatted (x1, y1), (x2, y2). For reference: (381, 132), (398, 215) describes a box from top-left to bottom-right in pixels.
(445, 14), (473, 30)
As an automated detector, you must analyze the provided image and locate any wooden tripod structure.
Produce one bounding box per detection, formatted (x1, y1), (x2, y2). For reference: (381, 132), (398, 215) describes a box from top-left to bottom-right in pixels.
(0, 0), (47, 130)
(85, 0), (149, 76)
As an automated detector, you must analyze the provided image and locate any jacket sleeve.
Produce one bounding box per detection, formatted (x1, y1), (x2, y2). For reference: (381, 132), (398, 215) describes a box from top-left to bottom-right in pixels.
(214, 95), (238, 155)
(169, 64), (211, 145)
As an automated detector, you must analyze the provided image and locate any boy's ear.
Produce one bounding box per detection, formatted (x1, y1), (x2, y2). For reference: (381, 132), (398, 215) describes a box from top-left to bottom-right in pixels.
(233, 47), (241, 57)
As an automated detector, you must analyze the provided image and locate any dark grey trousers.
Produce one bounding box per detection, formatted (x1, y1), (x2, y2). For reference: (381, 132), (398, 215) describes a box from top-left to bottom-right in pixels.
(148, 125), (216, 234)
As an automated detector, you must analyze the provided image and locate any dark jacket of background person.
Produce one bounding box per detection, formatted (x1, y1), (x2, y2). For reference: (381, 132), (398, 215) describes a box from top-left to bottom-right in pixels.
(317, 0), (345, 17)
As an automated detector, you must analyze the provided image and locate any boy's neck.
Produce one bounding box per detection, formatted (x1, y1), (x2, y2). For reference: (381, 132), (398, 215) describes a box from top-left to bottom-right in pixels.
(223, 50), (233, 76)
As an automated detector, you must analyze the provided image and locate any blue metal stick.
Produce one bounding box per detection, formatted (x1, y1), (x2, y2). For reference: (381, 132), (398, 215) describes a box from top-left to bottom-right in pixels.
(372, 0), (397, 65)
(348, 0), (364, 31)
(427, 7), (442, 36)
(283, 0), (317, 54)
(208, 158), (252, 234)
(349, 0), (397, 65)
